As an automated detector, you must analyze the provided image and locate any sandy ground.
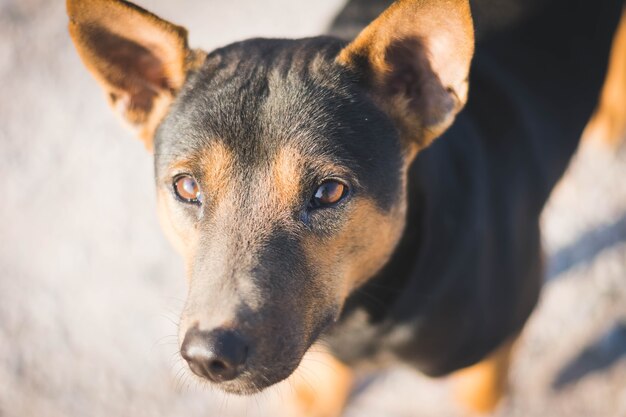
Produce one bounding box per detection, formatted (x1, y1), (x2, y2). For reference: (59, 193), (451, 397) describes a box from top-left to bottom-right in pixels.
(0, 0), (624, 416)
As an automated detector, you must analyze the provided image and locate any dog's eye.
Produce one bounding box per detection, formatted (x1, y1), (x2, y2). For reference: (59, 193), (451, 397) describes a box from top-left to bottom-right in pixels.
(173, 174), (202, 204)
(309, 180), (348, 209)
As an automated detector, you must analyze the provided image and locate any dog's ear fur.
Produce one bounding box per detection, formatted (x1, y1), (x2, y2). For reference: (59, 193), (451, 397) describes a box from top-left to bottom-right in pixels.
(67, 0), (204, 149)
(337, 0), (474, 150)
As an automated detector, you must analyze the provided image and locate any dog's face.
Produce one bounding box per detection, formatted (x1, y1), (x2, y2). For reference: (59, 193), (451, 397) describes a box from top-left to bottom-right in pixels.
(155, 38), (409, 392)
(67, 0), (473, 394)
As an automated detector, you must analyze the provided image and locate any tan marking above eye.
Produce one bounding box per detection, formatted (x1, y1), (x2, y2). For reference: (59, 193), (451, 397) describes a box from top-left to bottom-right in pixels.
(174, 174), (202, 203)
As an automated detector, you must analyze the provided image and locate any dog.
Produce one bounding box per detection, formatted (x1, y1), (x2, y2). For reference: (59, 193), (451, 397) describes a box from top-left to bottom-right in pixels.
(66, 0), (623, 415)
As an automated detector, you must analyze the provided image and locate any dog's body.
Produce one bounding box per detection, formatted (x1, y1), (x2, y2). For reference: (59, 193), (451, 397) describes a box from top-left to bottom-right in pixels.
(324, 0), (623, 376)
(67, 0), (623, 415)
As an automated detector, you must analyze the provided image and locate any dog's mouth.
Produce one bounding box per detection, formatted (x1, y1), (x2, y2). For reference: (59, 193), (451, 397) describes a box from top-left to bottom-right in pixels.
(182, 312), (338, 395)
(212, 358), (302, 395)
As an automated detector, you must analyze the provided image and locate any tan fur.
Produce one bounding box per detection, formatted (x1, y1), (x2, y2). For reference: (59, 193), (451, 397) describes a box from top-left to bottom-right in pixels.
(271, 147), (305, 208)
(157, 142), (234, 271)
(303, 196), (407, 304)
(156, 187), (195, 266)
(339, 199), (406, 295)
(452, 336), (518, 414)
(337, 0), (474, 150)
(197, 142), (236, 204)
(67, 0), (206, 148)
(584, 7), (626, 147)
(287, 346), (354, 417)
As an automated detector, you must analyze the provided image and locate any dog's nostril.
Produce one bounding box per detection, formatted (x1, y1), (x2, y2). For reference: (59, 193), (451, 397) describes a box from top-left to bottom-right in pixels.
(208, 358), (227, 374)
(181, 327), (248, 383)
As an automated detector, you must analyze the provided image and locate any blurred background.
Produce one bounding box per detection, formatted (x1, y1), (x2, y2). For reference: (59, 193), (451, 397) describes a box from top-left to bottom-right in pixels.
(0, 0), (624, 416)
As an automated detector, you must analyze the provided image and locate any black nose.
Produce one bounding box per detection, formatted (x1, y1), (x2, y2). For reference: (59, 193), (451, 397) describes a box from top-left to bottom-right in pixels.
(181, 328), (248, 382)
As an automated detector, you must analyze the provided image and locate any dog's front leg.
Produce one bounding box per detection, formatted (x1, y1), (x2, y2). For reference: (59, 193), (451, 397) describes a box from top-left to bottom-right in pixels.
(452, 336), (518, 414)
(283, 346), (354, 417)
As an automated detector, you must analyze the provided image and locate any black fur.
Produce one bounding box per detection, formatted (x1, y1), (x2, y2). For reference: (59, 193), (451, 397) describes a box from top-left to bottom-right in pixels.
(325, 0), (623, 375)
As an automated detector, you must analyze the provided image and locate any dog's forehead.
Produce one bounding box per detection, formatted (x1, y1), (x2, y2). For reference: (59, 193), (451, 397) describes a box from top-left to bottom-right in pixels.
(158, 39), (352, 152)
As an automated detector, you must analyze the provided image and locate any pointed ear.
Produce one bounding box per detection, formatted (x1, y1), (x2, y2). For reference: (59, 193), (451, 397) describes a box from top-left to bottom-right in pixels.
(337, 0), (474, 150)
(67, 0), (205, 149)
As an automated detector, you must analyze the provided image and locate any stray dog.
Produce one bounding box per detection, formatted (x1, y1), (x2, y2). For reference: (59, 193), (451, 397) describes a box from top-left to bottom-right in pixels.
(66, 0), (623, 415)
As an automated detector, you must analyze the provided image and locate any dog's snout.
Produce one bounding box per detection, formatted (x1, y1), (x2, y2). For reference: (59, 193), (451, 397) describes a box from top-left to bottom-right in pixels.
(181, 328), (248, 382)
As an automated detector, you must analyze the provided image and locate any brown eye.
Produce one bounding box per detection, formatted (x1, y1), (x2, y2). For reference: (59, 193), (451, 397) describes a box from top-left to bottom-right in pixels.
(309, 180), (348, 209)
(173, 174), (202, 204)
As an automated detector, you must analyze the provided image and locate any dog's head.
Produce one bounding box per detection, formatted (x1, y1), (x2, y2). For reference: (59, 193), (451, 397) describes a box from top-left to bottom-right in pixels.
(67, 0), (473, 394)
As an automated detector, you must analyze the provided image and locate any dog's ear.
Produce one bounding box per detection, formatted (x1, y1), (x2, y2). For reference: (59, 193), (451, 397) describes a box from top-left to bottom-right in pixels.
(67, 0), (204, 149)
(337, 0), (474, 150)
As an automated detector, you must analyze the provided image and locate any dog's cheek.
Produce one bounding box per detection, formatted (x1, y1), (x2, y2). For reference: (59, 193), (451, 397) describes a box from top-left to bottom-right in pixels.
(303, 198), (407, 305)
(156, 188), (199, 277)
(341, 199), (406, 294)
